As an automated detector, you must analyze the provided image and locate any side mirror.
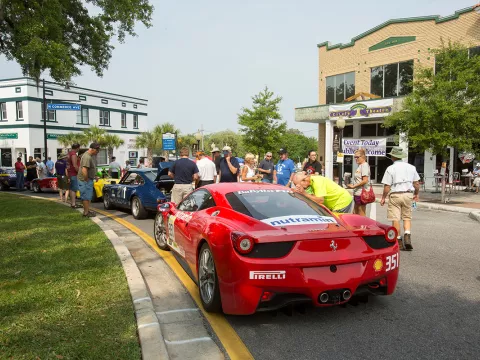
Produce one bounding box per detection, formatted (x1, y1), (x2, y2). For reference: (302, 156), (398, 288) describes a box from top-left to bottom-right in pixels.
(157, 202), (174, 212)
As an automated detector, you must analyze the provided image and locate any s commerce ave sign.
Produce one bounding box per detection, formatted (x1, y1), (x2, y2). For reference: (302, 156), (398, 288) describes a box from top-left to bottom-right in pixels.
(342, 138), (387, 157)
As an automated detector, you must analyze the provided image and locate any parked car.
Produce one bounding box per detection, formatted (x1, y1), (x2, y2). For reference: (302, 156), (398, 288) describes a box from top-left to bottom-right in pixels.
(154, 183), (400, 315)
(103, 167), (175, 219)
(30, 177), (59, 193)
(0, 167), (18, 190)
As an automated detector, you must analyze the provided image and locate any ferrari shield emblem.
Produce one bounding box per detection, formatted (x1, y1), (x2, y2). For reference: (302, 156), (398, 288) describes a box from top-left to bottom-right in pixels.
(330, 240), (338, 252)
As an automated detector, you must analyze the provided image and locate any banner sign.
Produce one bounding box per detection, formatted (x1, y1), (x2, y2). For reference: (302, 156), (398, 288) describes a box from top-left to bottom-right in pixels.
(162, 133), (176, 151)
(342, 138), (387, 157)
(329, 99), (393, 120)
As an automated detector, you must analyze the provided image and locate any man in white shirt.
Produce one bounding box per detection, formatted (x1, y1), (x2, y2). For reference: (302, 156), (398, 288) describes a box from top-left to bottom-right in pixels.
(108, 156), (122, 179)
(195, 150), (217, 188)
(36, 158), (47, 179)
(380, 147), (420, 251)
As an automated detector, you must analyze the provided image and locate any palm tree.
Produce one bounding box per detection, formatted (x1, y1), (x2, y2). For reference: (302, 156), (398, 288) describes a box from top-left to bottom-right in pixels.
(57, 133), (88, 149)
(83, 125), (107, 143)
(135, 123), (178, 165)
(103, 134), (125, 162)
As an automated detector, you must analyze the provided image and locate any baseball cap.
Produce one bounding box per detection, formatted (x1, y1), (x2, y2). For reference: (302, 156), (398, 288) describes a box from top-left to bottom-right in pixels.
(90, 142), (101, 150)
(278, 148), (287, 155)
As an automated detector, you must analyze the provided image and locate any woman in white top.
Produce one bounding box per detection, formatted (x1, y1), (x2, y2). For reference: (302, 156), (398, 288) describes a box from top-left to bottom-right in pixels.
(240, 153), (262, 182)
(347, 148), (370, 216)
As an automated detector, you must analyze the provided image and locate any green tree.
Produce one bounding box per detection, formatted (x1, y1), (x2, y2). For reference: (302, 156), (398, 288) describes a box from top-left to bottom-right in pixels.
(277, 129), (317, 164)
(0, 0), (153, 83)
(135, 123), (179, 164)
(57, 132), (88, 148)
(384, 41), (480, 201)
(205, 130), (246, 157)
(102, 134), (125, 162)
(238, 87), (286, 156)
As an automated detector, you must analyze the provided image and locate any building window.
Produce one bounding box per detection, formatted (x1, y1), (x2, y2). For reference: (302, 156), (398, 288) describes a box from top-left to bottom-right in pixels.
(15, 87), (21, 93)
(97, 149), (108, 164)
(325, 72), (355, 104)
(0, 103), (7, 121)
(133, 104), (138, 109)
(101, 99), (108, 104)
(370, 60), (413, 98)
(41, 103), (56, 122)
(34, 148), (42, 159)
(77, 108), (89, 124)
(16, 101), (24, 120)
(122, 102), (126, 107)
(79, 95), (87, 101)
(133, 114), (138, 129)
(121, 113), (127, 128)
(45, 90), (53, 96)
(469, 46), (480, 57)
(99, 110), (110, 126)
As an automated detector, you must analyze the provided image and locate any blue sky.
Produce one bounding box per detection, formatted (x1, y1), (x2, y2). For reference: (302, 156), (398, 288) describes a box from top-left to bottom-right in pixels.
(0, 0), (476, 138)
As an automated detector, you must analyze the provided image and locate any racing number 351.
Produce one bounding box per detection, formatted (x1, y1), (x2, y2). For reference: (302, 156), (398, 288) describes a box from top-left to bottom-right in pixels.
(386, 253), (399, 271)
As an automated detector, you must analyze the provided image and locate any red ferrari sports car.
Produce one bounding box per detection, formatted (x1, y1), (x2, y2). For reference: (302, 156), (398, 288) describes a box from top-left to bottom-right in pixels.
(154, 183), (399, 315)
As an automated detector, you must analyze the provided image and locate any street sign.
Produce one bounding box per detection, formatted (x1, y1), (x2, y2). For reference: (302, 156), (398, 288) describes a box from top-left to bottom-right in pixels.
(47, 103), (81, 111)
(47, 134), (62, 140)
(0, 133), (18, 139)
(162, 133), (176, 151)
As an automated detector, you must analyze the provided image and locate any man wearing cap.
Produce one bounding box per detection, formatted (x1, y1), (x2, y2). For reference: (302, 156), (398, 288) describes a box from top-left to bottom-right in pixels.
(219, 145), (240, 183)
(258, 152), (274, 183)
(211, 147), (221, 180)
(195, 150), (217, 188)
(169, 147), (199, 204)
(380, 146), (420, 251)
(78, 143), (100, 217)
(273, 148), (295, 187)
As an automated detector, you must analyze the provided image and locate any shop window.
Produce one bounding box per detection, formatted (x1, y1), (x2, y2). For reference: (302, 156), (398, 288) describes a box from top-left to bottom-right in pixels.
(34, 148), (42, 159)
(97, 149), (108, 164)
(370, 60), (413, 97)
(343, 125), (353, 138)
(133, 114), (138, 129)
(77, 108), (89, 124)
(41, 103), (56, 122)
(0, 102), (7, 121)
(360, 123), (377, 137)
(99, 110), (110, 126)
(121, 113), (127, 128)
(325, 72), (355, 104)
(16, 101), (24, 120)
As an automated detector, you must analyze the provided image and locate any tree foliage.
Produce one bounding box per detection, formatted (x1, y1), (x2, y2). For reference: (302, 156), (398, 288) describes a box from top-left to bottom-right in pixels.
(0, 0), (153, 83)
(277, 129), (317, 164)
(205, 130), (247, 157)
(384, 41), (480, 157)
(135, 123), (178, 164)
(238, 87), (286, 156)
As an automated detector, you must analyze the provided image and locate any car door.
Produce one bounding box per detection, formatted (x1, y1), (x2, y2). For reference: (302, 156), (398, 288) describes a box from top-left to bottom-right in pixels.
(112, 171), (138, 208)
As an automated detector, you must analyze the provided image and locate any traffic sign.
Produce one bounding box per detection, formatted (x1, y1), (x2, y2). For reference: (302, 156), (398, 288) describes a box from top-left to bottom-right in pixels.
(0, 133), (18, 139)
(47, 103), (81, 111)
(162, 133), (176, 151)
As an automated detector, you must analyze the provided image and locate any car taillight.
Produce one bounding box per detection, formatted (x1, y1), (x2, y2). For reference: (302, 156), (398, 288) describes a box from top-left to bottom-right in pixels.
(385, 227), (397, 242)
(231, 232), (255, 254)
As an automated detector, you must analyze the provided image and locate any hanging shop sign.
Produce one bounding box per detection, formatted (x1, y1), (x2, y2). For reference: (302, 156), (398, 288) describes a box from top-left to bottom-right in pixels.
(342, 138), (387, 157)
(329, 99), (393, 120)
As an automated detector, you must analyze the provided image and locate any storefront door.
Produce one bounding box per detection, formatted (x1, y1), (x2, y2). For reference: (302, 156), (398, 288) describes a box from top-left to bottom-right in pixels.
(0, 148), (13, 167)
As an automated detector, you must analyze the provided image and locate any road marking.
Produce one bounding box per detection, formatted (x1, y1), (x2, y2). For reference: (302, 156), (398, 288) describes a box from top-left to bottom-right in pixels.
(94, 208), (254, 360)
(156, 308), (199, 315)
(164, 337), (212, 345)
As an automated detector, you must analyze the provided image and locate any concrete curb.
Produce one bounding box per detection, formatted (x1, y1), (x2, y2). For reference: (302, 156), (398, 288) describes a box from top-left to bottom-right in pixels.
(6, 193), (170, 359)
(92, 218), (170, 360)
(468, 211), (480, 223)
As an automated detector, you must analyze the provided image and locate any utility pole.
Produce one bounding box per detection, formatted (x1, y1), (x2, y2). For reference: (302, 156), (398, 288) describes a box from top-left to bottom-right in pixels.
(43, 79), (48, 162)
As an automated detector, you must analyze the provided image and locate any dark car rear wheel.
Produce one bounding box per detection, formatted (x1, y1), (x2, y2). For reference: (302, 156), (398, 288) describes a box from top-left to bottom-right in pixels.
(0, 182), (8, 191)
(154, 213), (170, 250)
(131, 196), (147, 219)
(198, 243), (222, 313)
(32, 182), (41, 193)
(103, 191), (114, 210)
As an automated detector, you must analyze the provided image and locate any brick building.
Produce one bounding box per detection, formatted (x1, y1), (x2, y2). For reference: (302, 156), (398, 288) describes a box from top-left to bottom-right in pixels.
(295, 5), (480, 185)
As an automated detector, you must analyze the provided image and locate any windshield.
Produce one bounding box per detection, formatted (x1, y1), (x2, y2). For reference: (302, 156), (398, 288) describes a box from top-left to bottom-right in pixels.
(225, 189), (336, 226)
(144, 170), (157, 182)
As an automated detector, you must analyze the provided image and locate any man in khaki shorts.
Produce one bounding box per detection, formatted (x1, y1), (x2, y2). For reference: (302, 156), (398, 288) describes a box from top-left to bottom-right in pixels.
(168, 147), (199, 204)
(380, 147), (420, 251)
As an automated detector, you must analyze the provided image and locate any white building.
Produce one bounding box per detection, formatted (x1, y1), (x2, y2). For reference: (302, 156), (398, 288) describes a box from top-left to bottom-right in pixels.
(0, 77), (147, 167)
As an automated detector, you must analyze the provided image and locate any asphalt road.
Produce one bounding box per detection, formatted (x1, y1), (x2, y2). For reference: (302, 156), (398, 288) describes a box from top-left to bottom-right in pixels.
(13, 190), (480, 359)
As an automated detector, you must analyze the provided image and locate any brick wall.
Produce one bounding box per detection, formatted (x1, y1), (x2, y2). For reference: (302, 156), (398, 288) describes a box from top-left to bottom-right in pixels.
(318, 11), (480, 104)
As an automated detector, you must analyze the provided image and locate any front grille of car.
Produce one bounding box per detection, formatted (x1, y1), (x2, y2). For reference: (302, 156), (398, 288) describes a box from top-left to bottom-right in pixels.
(244, 242), (295, 258)
(362, 235), (394, 249)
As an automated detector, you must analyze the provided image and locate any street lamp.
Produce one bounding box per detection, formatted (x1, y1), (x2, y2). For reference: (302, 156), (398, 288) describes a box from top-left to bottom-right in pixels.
(195, 131), (201, 152)
(336, 116), (346, 186)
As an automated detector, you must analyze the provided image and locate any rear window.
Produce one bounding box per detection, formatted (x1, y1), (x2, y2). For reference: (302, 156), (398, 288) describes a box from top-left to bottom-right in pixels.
(225, 190), (334, 225)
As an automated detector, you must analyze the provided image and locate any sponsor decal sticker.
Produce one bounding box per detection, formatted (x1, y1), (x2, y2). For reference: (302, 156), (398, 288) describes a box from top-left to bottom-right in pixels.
(373, 259), (383, 272)
(261, 215), (337, 227)
(175, 211), (192, 222)
(237, 189), (291, 194)
(249, 271), (286, 280)
(386, 253), (399, 272)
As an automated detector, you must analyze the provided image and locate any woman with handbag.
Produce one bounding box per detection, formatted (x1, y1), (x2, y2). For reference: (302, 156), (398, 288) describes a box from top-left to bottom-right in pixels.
(347, 148), (373, 216)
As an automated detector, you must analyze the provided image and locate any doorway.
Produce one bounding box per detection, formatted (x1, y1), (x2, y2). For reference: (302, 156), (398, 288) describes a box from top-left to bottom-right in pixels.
(0, 148), (13, 167)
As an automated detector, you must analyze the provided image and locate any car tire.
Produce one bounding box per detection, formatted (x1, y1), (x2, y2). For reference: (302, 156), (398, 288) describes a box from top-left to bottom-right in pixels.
(154, 213), (170, 250)
(32, 182), (41, 193)
(0, 182), (7, 191)
(198, 243), (222, 313)
(131, 196), (147, 219)
(103, 191), (114, 210)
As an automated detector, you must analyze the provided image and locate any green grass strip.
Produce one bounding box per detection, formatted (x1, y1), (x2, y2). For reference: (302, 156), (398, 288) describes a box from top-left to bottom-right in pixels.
(0, 193), (141, 359)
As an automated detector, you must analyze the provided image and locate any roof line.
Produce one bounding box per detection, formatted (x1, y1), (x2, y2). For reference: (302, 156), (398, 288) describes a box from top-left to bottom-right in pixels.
(317, 6), (475, 51)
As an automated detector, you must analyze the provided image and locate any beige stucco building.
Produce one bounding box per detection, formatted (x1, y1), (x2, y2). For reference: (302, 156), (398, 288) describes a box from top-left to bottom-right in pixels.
(296, 5), (480, 185)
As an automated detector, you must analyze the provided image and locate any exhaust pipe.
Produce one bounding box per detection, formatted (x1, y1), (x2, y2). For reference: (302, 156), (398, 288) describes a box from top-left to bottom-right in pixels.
(342, 290), (352, 301)
(319, 292), (329, 303)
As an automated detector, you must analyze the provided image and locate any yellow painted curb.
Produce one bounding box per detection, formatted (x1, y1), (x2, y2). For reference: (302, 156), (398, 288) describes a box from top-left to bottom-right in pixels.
(94, 208), (254, 360)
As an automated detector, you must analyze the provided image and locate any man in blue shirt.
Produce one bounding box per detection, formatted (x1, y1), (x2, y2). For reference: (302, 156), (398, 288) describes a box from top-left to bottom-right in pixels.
(219, 145), (240, 182)
(46, 157), (55, 177)
(274, 148), (296, 187)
